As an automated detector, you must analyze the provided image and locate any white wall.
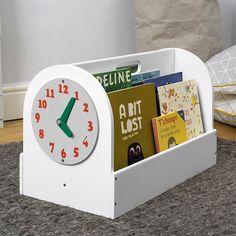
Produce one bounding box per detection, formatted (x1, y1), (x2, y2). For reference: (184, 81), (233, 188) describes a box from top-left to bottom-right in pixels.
(0, 19), (3, 126)
(232, 1), (236, 44)
(0, 0), (136, 85)
(1, 0), (235, 86)
(218, 0), (236, 49)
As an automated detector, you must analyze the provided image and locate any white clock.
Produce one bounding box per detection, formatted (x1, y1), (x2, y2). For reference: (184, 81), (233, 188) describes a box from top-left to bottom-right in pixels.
(31, 78), (99, 165)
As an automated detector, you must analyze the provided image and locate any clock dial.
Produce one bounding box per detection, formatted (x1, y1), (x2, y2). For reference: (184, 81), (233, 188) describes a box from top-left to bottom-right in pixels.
(32, 78), (99, 165)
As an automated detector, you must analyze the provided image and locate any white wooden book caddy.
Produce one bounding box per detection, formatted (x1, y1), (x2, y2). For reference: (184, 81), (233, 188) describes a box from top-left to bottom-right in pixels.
(20, 48), (217, 219)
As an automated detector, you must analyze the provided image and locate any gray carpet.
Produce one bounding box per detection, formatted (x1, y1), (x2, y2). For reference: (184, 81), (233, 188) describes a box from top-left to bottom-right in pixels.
(0, 139), (235, 236)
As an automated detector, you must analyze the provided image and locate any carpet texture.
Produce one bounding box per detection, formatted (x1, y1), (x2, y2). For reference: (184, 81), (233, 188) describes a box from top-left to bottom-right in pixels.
(0, 139), (235, 236)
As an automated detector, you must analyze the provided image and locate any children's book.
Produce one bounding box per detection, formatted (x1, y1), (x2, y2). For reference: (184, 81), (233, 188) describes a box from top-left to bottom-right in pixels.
(144, 72), (183, 87)
(93, 68), (132, 92)
(158, 80), (204, 139)
(131, 69), (160, 86)
(144, 72), (183, 115)
(152, 111), (188, 152)
(108, 84), (157, 171)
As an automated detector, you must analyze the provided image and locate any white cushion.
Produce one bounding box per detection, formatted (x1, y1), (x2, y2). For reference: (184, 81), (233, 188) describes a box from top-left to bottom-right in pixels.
(206, 46), (236, 126)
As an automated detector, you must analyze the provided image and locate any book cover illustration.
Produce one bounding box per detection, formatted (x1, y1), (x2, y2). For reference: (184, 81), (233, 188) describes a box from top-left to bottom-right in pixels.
(108, 84), (157, 171)
(131, 69), (160, 86)
(158, 80), (204, 139)
(152, 111), (188, 153)
(144, 72), (183, 87)
(144, 72), (183, 116)
(93, 67), (132, 92)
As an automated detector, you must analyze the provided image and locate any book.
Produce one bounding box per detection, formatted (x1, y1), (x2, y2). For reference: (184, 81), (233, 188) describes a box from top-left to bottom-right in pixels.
(144, 72), (183, 115)
(152, 111), (188, 152)
(158, 80), (204, 139)
(93, 68), (132, 92)
(108, 84), (157, 171)
(144, 72), (183, 87)
(131, 69), (160, 86)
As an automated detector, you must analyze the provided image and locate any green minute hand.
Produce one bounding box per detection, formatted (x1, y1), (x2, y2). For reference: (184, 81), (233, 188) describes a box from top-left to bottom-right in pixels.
(60, 97), (76, 124)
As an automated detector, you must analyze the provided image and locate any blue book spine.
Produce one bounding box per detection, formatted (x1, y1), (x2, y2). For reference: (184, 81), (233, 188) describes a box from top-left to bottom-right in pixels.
(131, 69), (160, 85)
(131, 74), (143, 85)
(142, 70), (160, 81)
(144, 72), (183, 87)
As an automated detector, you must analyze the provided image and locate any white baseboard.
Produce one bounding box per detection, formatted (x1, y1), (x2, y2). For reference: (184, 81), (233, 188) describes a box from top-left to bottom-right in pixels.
(0, 96), (3, 126)
(3, 83), (28, 121)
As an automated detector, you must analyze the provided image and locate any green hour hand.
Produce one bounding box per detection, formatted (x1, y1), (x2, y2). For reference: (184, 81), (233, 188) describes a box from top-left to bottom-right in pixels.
(57, 97), (75, 138)
(57, 120), (74, 138)
(60, 97), (76, 124)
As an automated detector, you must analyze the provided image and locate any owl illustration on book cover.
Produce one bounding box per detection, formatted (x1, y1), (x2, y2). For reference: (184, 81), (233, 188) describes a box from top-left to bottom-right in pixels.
(128, 142), (144, 165)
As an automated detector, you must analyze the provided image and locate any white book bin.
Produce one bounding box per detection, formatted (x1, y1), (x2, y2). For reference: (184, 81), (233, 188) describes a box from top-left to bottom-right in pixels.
(20, 48), (217, 219)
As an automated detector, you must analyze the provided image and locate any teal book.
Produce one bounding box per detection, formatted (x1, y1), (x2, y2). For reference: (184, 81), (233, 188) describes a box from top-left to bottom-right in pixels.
(131, 69), (160, 85)
(93, 68), (132, 92)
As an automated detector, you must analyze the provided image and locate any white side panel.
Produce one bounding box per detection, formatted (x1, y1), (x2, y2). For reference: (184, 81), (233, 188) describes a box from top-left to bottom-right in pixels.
(175, 48), (214, 132)
(19, 153), (23, 195)
(114, 131), (216, 218)
(21, 65), (114, 218)
(74, 49), (175, 76)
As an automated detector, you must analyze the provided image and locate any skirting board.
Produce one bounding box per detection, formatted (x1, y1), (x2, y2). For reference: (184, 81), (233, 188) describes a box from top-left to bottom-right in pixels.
(0, 93), (2, 124)
(3, 83), (28, 121)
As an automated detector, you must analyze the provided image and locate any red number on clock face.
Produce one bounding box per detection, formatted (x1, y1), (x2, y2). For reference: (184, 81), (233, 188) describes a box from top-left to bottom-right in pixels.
(88, 121), (93, 131)
(61, 148), (67, 158)
(35, 113), (40, 123)
(38, 100), (47, 109)
(74, 147), (79, 157)
(75, 91), (79, 100)
(83, 103), (89, 112)
(46, 89), (55, 98)
(58, 84), (69, 94)
(49, 142), (55, 153)
(39, 129), (44, 139)
(83, 137), (88, 147)
(33, 79), (98, 166)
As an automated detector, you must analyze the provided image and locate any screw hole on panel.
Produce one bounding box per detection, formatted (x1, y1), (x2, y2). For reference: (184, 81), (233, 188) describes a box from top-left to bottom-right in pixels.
(63, 184), (66, 187)
(62, 80), (65, 83)
(115, 202), (117, 206)
(115, 177), (117, 181)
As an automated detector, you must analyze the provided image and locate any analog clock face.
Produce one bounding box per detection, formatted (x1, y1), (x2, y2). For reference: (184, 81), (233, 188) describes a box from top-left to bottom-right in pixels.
(32, 78), (99, 165)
